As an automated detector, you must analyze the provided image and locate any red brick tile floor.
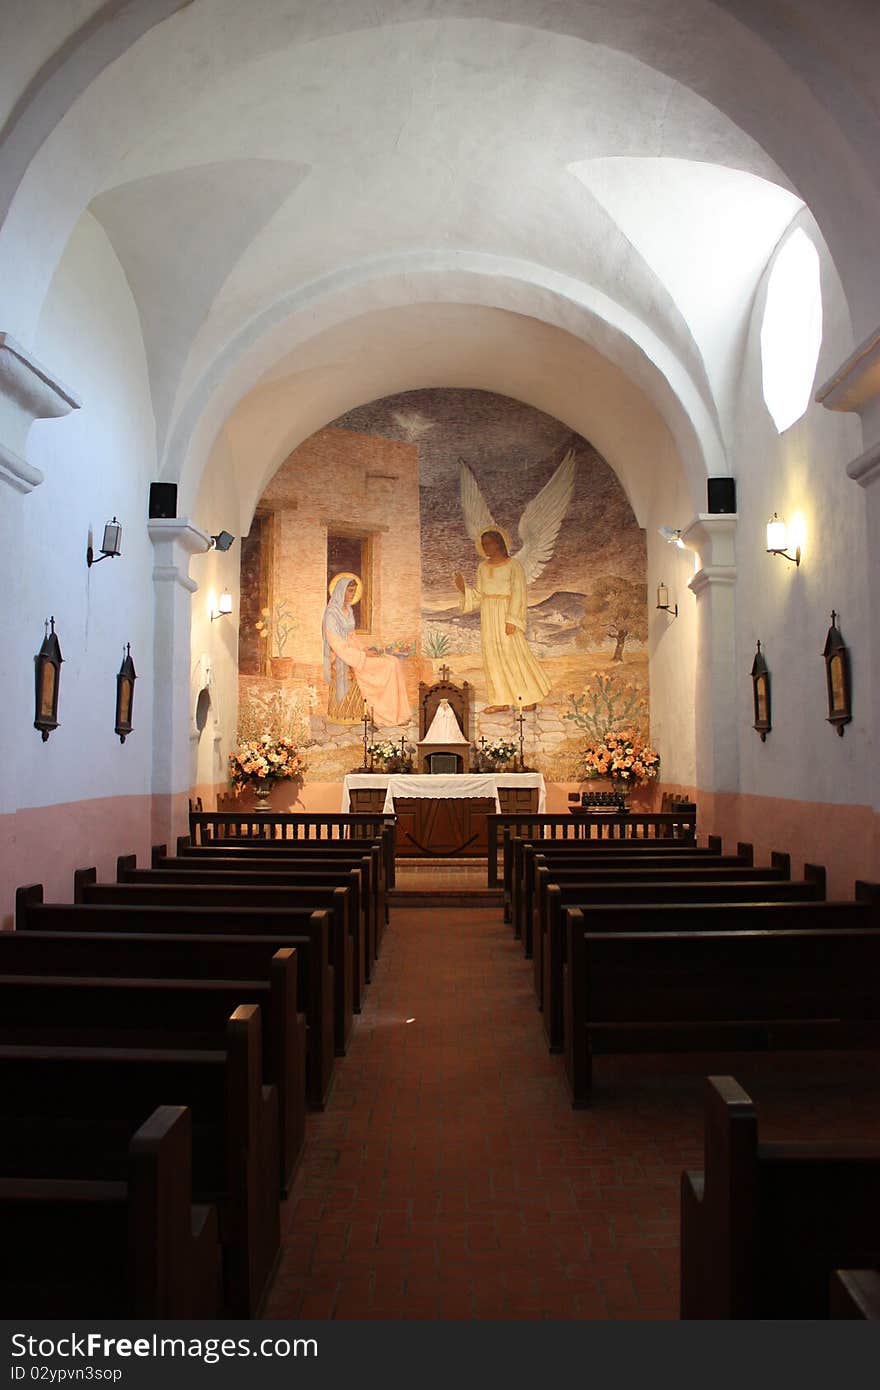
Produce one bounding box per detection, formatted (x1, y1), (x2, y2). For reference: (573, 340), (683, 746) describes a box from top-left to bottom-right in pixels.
(263, 896), (880, 1320)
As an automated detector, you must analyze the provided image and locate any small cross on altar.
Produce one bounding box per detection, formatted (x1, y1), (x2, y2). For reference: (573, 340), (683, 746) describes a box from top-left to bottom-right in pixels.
(438, 664), (451, 682)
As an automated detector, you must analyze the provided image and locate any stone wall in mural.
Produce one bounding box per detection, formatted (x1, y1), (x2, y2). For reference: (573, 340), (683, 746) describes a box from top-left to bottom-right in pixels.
(238, 388), (647, 782)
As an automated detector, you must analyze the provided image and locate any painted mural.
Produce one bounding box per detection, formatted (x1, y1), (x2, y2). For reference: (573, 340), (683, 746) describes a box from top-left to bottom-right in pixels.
(238, 389), (648, 781)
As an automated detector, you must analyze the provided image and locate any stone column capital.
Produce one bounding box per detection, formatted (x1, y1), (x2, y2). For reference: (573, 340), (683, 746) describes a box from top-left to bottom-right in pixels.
(688, 565), (737, 598)
(0, 332), (80, 494)
(149, 517), (211, 594)
(846, 437), (880, 492)
(680, 512), (738, 574)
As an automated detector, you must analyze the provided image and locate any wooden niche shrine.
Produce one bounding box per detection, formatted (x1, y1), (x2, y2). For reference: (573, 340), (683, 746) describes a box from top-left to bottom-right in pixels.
(417, 674), (471, 773)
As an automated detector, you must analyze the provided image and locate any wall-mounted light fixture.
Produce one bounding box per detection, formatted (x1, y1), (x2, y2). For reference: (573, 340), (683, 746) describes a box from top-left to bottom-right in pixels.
(115, 643), (136, 743)
(766, 512), (800, 566)
(87, 517), (122, 567)
(34, 617), (63, 740)
(656, 581), (678, 618)
(210, 531), (235, 552)
(658, 526), (685, 549)
(211, 591), (233, 621)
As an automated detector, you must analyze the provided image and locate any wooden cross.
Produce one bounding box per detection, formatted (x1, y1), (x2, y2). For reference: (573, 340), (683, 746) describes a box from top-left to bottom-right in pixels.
(438, 664), (451, 682)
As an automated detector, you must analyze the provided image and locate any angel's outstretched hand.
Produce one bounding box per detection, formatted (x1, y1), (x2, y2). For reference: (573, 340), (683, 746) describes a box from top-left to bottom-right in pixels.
(453, 572), (465, 594)
(505, 622), (515, 636)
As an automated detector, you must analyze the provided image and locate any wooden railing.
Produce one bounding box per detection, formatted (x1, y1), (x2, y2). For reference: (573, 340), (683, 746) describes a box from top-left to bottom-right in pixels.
(486, 810), (698, 888)
(188, 811), (397, 888)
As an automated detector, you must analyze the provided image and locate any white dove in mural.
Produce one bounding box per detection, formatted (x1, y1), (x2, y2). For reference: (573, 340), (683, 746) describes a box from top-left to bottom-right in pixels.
(453, 449), (578, 711)
(391, 409), (435, 442)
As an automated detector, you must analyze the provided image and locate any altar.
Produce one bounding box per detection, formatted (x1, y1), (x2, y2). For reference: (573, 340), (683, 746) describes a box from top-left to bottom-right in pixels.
(342, 772), (546, 856)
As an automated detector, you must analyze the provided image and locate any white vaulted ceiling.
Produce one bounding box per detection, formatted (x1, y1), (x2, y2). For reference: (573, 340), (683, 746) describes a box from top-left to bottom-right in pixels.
(1, 0), (877, 513)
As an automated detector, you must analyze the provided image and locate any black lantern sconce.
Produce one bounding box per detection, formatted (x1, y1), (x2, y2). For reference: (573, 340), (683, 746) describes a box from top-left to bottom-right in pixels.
(656, 581), (678, 619)
(209, 531), (235, 552)
(34, 617), (63, 740)
(750, 640), (771, 741)
(87, 517), (123, 567)
(823, 611), (852, 736)
(115, 643), (137, 743)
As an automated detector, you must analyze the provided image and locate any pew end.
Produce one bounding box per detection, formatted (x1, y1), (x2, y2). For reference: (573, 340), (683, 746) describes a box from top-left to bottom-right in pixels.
(73, 866), (98, 901)
(14, 883), (43, 927)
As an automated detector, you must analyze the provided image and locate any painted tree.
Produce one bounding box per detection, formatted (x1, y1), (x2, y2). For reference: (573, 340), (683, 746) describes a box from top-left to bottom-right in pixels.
(581, 576), (648, 661)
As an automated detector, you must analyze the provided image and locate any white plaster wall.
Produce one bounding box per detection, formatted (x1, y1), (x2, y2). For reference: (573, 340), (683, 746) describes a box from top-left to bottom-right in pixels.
(643, 458), (699, 790)
(0, 211), (157, 813)
(731, 211), (868, 808)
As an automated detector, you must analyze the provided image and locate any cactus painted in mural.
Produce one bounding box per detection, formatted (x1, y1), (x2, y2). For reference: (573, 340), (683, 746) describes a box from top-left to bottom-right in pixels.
(564, 672), (647, 741)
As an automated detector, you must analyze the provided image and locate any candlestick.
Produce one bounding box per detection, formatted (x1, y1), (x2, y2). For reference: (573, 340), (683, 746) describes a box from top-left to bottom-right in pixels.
(515, 703), (526, 770)
(361, 702), (371, 769)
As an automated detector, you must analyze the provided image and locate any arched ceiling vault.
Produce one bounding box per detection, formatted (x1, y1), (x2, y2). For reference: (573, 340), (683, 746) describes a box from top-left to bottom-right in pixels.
(2, 0), (876, 513)
(204, 302), (695, 536)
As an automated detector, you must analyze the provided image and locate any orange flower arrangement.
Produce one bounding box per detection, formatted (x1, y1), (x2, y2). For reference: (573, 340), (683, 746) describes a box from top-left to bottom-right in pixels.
(228, 734), (305, 792)
(579, 729), (660, 787)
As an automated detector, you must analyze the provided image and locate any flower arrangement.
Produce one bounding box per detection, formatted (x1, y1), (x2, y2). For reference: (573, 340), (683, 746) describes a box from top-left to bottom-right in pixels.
(367, 740), (413, 772)
(228, 733), (306, 792)
(579, 729), (660, 787)
(476, 737), (518, 771)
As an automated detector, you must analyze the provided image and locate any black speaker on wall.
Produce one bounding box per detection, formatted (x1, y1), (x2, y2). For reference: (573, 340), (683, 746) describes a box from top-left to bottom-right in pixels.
(148, 482), (178, 519)
(707, 477), (736, 514)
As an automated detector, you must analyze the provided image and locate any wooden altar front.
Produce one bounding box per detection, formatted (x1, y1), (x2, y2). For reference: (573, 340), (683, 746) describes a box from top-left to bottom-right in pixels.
(343, 773), (545, 857)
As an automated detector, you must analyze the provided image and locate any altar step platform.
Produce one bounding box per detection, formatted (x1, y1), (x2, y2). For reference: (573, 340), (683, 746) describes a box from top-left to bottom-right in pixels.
(390, 857), (503, 908)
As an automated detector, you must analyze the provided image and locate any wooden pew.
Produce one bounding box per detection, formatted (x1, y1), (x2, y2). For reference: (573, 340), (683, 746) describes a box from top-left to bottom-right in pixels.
(514, 839), (752, 943)
(0, 1105), (221, 1318)
(490, 809), (701, 903)
(537, 867), (826, 1049)
(139, 849), (375, 994)
(16, 889), (335, 1111)
(175, 834), (390, 938)
(680, 1076), (880, 1317)
(0, 949), (305, 1196)
(0, 1004), (279, 1317)
(79, 867), (357, 1048)
(563, 914), (880, 1107)
(188, 810), (396, 903)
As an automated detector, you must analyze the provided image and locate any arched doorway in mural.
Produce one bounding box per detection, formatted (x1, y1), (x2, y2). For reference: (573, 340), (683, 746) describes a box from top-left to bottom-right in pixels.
(237, 388), (648, 782)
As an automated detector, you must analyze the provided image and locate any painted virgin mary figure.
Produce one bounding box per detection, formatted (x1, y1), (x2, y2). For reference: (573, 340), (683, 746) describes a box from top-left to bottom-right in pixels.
(453, 450), (577, 711)
(322, 572), (412, 727)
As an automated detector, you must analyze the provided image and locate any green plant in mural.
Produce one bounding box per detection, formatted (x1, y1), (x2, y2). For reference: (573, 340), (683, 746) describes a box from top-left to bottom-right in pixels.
(564, 672), (646, 741)
(255, 601), (298, 656)
(423, 629), (451, 659)
(580, 576), (648, 662)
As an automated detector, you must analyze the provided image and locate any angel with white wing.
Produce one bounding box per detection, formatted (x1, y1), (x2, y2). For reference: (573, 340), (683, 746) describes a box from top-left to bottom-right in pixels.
(453, 450), (577, 711)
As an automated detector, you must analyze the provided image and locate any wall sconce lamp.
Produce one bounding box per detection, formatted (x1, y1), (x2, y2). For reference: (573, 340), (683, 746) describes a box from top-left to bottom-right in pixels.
(656, 581), (678, 618)
(766, 512), (800, 566)
(211, 591), (233, 621)
(210, 531), (235, 552)
(87, 517), (122, 567)
(115, 643), (136, 743)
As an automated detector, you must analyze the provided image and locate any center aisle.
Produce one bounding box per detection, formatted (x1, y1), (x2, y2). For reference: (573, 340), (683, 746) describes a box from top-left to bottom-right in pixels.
(264, 899), (688, 1319)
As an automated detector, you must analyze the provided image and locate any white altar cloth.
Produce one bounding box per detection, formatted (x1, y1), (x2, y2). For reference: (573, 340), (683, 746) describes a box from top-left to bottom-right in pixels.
(342, 772), (546, 814)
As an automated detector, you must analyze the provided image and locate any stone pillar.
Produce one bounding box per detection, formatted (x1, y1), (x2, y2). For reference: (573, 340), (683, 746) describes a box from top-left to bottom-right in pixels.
(681, 514), (739, 794)
(817, 329), (880, 823)
(149, 517), (211, 847)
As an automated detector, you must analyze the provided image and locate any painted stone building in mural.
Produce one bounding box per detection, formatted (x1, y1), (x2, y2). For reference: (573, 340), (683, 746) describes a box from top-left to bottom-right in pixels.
(238, 388), (648, 782)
